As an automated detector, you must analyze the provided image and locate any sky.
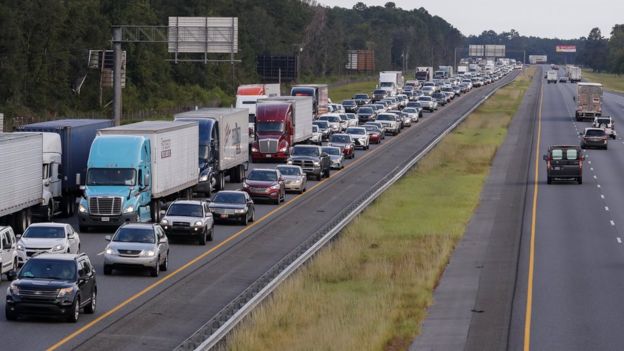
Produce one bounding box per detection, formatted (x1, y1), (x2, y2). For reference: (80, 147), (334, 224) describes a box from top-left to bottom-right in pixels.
(318, 0), (624, 39)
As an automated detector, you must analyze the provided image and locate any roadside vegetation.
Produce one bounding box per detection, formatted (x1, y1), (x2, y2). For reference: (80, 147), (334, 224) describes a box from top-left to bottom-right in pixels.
(582, 70), (624, 93)
(329, 80), (377, 102)
(224, 68), (535, 351)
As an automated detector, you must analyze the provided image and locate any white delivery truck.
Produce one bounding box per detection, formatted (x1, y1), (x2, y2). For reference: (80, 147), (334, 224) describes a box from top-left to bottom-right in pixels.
(546, 70), (558, 84)
(568, 66), (582, 83)
(379, 71), (404, 96)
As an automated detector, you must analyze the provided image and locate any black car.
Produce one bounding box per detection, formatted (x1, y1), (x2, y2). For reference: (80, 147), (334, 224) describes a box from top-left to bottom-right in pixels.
(208, 191), (255, 225)
(341, 99), (358, 113)
(357, 106), (376, 123)
(6, 253), (97, 322)
(372, 89), (387, 102)
(543, 145), (584, 184)
(352, 93), (371, 106)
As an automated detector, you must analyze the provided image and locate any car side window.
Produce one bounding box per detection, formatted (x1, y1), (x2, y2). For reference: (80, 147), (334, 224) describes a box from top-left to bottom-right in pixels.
(1, 231), (7, 250)
(82, 260), (92, 275)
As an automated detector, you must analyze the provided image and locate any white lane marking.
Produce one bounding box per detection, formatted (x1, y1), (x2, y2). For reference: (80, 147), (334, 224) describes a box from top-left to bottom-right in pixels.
(601, 194), (605, 199)
(593, 175), (598, 179)
(598, 184), (601, 188)
(605, 206), (610, 211)
(590, 167), (594, 171)
(611, 220), (616, 226)
(618, 237), (622, 244)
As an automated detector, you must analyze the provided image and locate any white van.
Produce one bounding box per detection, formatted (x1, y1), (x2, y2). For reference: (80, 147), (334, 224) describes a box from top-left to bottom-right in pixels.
(0, 226), (18, 280)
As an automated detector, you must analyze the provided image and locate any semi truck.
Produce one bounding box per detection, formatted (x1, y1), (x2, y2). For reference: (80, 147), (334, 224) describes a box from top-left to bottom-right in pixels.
(78, 121), (199, 230)
(252, 96), (314, 162)
(290, 84), (328, 117)
(235, 84), (280, 142)
(378, 71), (404, 96)
(415, 67), (433, 82)
(0, 133), (43, 233)
(575, 83), (603, 121)
(17, 119), (114, 218)
(174, 108), (249, 196)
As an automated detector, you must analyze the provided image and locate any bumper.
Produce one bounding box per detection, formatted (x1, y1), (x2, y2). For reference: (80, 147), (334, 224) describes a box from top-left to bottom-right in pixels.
(195, 181), (212, 194)
(284, 181), (305, 191)
(104, 254), (159, 268)
(79, 212), (138, 228)
(162, 226), (205, 238)
(6, 298), (75, 317)
(582, 139), (607, 147)
(245, 188), (280, 200)
(251, 151), (289, 162)
(330, 161), (343, 169)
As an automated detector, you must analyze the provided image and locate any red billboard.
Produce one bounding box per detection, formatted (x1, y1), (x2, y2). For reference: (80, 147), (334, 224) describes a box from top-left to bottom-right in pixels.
(556, 45), (577, 53)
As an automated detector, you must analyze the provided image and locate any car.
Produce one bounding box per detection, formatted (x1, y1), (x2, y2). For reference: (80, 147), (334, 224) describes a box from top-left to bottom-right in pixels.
(16, 223), (80, 266)
(337, 114), (350, 131)
(5, 253), (97, 322)
(328, 133), (355, 159)
(276, 165), (307, 193)
(387, 110), (411, 128)
(432, 92), (447, 106)
(344, 127), (370, 149)
(405, 102), (424, 117)
(372, 89), (387, 102)
(402, 107), (420, 123)
(592, 116), (616, 139)
(558, 76), (568, 83)
(318, 114), (343, 133)
(364, 121), (387, 137)
(363, 124), (383, 144)
(208, 190), (255, 225)
(329, 103), (345, 114)
(441, 86), (456, 99)
(418, 96), (437, 111)
(352, 93), (371, 106)
(287, 145), (331, 181)
(371, 103), (386, 114)
(421, 86), (435, 96)
(0, 226), (18, 280)
(356, 106), (376, 123)
(345, 113), (359, 127)
(312, 120), (331, 141)
(341, 99), (358, 113)
(311, 125), (323, 145)
(160, 200), (214, 244)
(376, 113), (401, 135)
(103, 223), (169, 277)
(243, 168), (286, 204)
(462, 79), (473, 90)
(321, 146), (345, 169)
(580, 128), (608, 149)
(543, 145), (584, 184)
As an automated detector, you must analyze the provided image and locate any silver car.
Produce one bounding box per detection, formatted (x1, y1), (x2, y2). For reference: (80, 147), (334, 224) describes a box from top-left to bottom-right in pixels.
(103, 223), (169, 277)
(160, 200), (214, 245)
(321, 146), (345, 169)
(276, 165), (307, 193)
(418, 96), (437, 111)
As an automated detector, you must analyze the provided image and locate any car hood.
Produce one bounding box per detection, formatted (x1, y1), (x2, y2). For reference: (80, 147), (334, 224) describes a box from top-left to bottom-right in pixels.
(19, 238), (65, 248)
(209, 202), (246, 209)
(108, 242), (155, 251)
(14, 278), (73, 289)
(162, 215), (202, 223)
(329, 142), (349, 148)
(289, 155), (320, 162)
(282, 175), (304, 181)
(245, 180), (276, 187)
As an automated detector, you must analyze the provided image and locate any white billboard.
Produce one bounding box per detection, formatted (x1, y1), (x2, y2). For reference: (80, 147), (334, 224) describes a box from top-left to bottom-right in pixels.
(168, 17), (238, 54)
(485, 45), (505, 57)
(469, 45), (485, 57)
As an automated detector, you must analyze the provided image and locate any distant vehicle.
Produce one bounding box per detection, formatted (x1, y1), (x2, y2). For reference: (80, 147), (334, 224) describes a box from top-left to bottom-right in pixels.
(559, 76), (568, 83)
(417, 96), (437, 111)
(592, 116), (616, 139)
(341, 99), (358, 113)
(5, 253), (97, 322)
(345, 113), (359, 127)
(352, 93), (371, 106)
(291, 84), (329, 117)
(17, 223), (80, 266)
(311, 125), (323, 145)
(318, 114), (343, 133)
(287, 145), (331, 181)
(0, 226), (18, 280)
(372, 89), (388, 102)
(579, 128), (608, 149)
(402, 107), (420, 123)
(208, 191), (255, 225)
(543, 145), (584, 184)
(276, 165), (307, 193)
(415, 67), (434, 82)
(160, 200), (214, 244)
(104, 223), (169, 277)
(321, 146), (345, 170)
(329, 134), (355, 159)
(356, 106), (376, 123)
(575, 83), (603, 121)
(364, 122), (387, 137)
(235, 83), (281, 140)
(363, 125), (383, 144)
(243, 168), (286, 204)
(376, 113), (401, 135)
(312, 120), (331, 141)
(546, 70), (558, 84)
(568, 66), (582, 83)
(344, 127), (370, 150)
(379, 71), (404, 96)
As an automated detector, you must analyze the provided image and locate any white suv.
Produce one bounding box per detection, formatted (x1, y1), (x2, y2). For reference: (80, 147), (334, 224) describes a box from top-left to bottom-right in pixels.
(0, 226), (18, 280)
(17, 223), (81, 265)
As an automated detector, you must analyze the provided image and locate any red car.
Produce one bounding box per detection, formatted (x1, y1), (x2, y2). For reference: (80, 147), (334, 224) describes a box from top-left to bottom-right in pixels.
(242, 168), (286, 205)
(328, 133), (355, 159)
(363, 125), (383, 144)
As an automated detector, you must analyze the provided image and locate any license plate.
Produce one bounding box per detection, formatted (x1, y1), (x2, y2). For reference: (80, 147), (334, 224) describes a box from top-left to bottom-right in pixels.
(220, 214), (228, 219)
(265, 154), (272, 158)
(101, 217), (110, 222)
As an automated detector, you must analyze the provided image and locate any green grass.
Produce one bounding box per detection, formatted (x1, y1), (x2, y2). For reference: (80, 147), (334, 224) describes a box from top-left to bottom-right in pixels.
(582, 70), (624, 93)
(224, 68), (535, 351)
(329, 80), (377, 102)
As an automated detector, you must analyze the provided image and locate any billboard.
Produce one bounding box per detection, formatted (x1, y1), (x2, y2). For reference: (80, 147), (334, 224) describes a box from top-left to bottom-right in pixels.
(485, 45), (505, 57)
(529, 55), (548, 64)
(168, 17), (238, 54)
(345, 50), (375, 72)
(257, 55), (297, 82)
(556, 45), (577, 53)
(469, 45), (485, 57)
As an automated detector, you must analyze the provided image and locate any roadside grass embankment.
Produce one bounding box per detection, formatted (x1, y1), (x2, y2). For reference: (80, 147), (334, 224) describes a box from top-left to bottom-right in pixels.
(224, 68), (535, 351)
(329, 80), (377, 102)
(582, 70), (624, 93)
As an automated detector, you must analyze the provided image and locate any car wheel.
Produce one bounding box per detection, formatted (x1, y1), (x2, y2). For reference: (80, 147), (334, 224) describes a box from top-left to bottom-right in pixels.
(316, 172), (322, 181)
(150, 260), (160, 277)
(199, 227), (207, 245)
(208, 225), (215, 241)
(547, 176), (552, 184)
(103, 264), (112, 275)
(5, 306), (17, 321)
(242, 212), (249, 225)
(274, 196), (280, 205)
(67, 296), (80, 323)
(250, 209), (255, 223)
(578, 176), (583, 184)
(160, 252), (169, 271)
(605, 145), (608, 150)
(84, 289), (96, 314)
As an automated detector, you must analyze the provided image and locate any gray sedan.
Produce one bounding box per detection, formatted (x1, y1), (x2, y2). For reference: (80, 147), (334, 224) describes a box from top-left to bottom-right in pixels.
(103, 223), (169, 277)
(322, 146), (345, 169)
(276, 165), (307, 193)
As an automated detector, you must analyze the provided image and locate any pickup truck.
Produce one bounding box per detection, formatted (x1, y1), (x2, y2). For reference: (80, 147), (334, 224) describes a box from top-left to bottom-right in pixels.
(287, 145), (331, 181)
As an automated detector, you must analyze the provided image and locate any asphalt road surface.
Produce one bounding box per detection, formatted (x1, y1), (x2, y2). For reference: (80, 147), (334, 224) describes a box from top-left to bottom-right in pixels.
(0, 72), (518, 351)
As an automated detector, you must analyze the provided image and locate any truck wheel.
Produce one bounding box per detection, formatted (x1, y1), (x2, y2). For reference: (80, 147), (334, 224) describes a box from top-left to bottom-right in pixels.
(13, 209), (30, 234)
(150, 200), (161, 222)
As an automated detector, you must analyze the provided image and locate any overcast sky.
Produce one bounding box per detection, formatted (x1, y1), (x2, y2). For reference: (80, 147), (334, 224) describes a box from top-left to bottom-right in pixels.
(318, 0), (623, 39)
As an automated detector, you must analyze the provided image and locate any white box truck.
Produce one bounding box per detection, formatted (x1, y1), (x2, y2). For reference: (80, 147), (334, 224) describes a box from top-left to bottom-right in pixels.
(575, 83), (603, 121)
(235, 84), (281, 143)
(569, 66), (582, 83)
(379, 71), (404, 96)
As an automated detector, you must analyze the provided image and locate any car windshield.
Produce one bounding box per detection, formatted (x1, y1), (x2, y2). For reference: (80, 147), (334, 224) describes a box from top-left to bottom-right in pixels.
(380, 82), (393, 88)
(404, 108), (417, 113)
(373, 90), (386, 95)
(419, 97), (432, 101)
(276, 166), (302, 176)
(358, 107), (373, 114)
(199, 145), (210, 160)
(596, 119), (610, 125)
(23, 226), (65, 239)
(313, 121), (329, 129)
(113, 228), (155, 243)
(320, 116), (340, 123)
(585, 129), (605, 137)
(364, 125), (379, 132)
(346, 128), (365, 135)
(247, 170), (278, 181)
(291, 147), (319, 157)
(330, 135), (351, 143)
(256, 122), (284, 133)
(87, 168), (136, 186)
(166, 203), (203, 217)
(322, 147), (341, 155)
(377, 115), (394, 121)
(354, 94), (368, 99)
(19, 259), (77, 281)
(213, 192), (246, 204)
(312, 125), (319, 132)
(342, 100), (356, 106)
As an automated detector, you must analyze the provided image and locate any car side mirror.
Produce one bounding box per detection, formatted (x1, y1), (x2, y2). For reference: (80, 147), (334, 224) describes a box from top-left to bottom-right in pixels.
(68, 233), (75, 239)
(16, 234), (21, 239)
(105, 235), (112, 241)
(542, 155), (548, 161)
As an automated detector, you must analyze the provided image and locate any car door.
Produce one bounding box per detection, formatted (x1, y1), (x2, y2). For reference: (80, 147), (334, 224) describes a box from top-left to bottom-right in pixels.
(203, 203), (214, 228)
(156, 227), (168, 261)
(66, 225), (80, 253)
(0, 230), (9, 273)
(77, 258), (95, 305)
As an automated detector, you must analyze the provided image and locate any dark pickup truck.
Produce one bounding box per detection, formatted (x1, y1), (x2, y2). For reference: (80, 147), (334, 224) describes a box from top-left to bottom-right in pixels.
(287, 145), (331, 181)
(543, 145), (584, 184)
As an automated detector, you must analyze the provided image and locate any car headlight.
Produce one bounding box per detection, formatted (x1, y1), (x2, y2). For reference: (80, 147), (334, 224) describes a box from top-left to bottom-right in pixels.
(243, 182), (250, 188)
(199, 174), (209, 182)
(287, 160), (293, 165)
(17, 243), (24, 251)
(79, 204), (87, 213)
(124, 205), (135, 213)
(194, 220), (203, 226)
(313, 161), (320, 166)
(9, 284), (20, 296)
(105, 248), (114, 255)
(161, 219), (168, 225)
(251, 147), (259, 152)
(235, 209), (246, 214)
(52, 244), (65, 252)
(142, 250), (156, 257)
(57, 287), (74, 298)
(270, 184), (281, 190)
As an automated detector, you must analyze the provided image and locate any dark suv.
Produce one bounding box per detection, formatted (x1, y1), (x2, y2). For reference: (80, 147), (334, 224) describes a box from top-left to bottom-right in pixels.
(6, 253), (97, 322)
(580, 127), (608, 149)
(287, 145), (331, 181)
(543, 145), (584, 184)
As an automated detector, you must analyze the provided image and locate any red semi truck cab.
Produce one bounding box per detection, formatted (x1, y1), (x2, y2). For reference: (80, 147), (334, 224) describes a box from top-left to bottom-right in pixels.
(251, 103), (294, 162)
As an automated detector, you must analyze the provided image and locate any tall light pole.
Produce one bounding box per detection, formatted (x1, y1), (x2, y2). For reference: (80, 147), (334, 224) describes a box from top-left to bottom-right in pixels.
(294, 44), (303, 83)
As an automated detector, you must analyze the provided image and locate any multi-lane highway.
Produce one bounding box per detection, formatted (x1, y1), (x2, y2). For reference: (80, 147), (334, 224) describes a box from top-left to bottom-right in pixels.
(507, 71), (624, 350)
(0, 72), (518, 351)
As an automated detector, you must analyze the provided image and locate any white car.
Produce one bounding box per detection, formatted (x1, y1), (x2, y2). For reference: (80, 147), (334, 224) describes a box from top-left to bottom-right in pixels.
(375, 113), (401, 135)
(318, 114), (343, 133)
(402, 107), (420, 123)
(311, 125), (322, 145)
(0, 226), (18, 279)
(17, 223), (81, 265)
(345, 127), (370, 149)
(345, 113), (359, 127)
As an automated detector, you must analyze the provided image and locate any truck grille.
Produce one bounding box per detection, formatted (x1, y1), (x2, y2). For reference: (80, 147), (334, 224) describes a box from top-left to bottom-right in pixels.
(89, 197), (122, 216)
(173, 221), (190, 227)
(291, 160), (315, 168)
(259, 139), (278, 154)
(19, 287), (59, 301)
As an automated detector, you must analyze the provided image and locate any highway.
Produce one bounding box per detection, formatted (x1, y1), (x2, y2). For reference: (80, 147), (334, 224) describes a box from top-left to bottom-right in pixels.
(0, 73), (518, 351)
(508, 71), (624, 350)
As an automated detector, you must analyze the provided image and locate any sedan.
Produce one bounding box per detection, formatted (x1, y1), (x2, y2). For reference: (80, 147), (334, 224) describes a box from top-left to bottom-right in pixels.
(363, 124), (383, 144)
(418, 96), (437, 111)
(321, 146), (345, 169)
(313, 121), (331, 140)
(345, 127), (370, 149)
(276, 165), (307, 193)
(328, 134), (355, 159)
(243, 168), (286, 204)
(208, 190), (255, 225)
(364, 122), (387, 138)
(357, 106), (376, 123)
(160, 200), (214, 244)
(103, 223), (169, 277)
(318, 115), (343, 133)
(17, 223), (80, 266)
(345, 113), (359, 127)
(402, 107), (420, 123)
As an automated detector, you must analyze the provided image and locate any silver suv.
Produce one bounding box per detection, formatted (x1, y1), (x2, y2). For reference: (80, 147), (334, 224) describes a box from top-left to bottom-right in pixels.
(160, 200), (214, 245)
(103, 223), (169, 277)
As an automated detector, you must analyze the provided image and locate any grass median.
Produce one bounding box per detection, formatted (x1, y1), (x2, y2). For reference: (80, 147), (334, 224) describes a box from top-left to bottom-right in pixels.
(330, 80), (377, 102)
(225, 68), (535, 351)
(582, 70), (624, 93)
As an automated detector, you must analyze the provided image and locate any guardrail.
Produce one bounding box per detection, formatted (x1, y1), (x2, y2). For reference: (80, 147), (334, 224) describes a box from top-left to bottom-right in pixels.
(173, 72), (520, 351)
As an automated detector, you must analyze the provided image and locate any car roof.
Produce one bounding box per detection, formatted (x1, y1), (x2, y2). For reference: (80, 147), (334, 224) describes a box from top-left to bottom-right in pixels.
(120, 223), (157, 229)
(216, 190), (247, 195)
(293, 144), (319, 148)
(276, 164), (302, 169)
(27, 222), (66, 228)
(170, 200), (204, 205)
(250, 168), (278, 172)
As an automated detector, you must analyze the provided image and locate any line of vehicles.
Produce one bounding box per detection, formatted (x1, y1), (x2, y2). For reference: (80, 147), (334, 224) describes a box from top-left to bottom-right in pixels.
(0, 61), (519, 323)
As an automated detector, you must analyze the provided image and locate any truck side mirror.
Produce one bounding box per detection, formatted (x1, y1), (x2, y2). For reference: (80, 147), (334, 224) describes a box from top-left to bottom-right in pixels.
(542, 155), (548, 161)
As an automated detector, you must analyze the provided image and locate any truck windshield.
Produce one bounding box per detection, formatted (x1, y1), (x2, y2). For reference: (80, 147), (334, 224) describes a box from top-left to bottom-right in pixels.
(166, 204), (203, 217)
(379, 82), (393, 88)
(256, 122), (284, 133)
(291, 147), (319, 157)
(291, 88), (314, 97)
(87, 168), (136, 186)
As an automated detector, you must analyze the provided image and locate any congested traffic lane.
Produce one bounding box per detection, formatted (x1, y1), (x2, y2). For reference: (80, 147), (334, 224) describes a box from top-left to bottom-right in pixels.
(509, 75), (624, 350)
(0, 72), (518, 351)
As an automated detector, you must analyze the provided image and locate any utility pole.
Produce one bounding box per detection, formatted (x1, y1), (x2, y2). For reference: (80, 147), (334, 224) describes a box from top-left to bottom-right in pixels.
(112, 27), (122, 126)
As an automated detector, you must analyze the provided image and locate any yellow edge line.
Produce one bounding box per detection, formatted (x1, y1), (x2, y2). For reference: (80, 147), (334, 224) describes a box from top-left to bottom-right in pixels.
(523, 78), (543, 351)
